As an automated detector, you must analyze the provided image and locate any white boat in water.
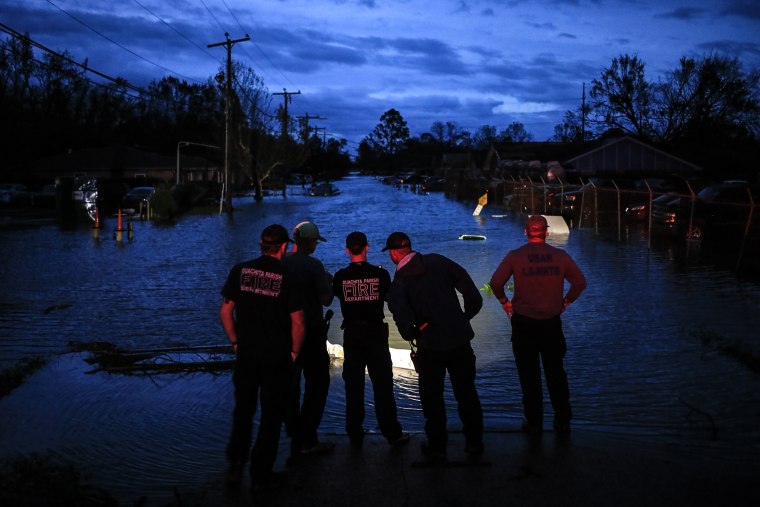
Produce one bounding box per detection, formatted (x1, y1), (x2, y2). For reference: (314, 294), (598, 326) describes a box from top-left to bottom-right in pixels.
(326, 341), (415, 371)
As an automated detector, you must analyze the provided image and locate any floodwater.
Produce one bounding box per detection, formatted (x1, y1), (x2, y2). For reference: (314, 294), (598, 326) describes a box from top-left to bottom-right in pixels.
(1, 174), (759, 504)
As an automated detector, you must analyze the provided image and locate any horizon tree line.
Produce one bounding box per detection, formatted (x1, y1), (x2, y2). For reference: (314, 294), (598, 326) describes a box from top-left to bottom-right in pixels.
(2, 27), (758, 181)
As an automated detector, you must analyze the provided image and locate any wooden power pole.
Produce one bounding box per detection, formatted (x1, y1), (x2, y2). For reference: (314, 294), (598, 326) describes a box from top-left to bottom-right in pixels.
(273, 89), (302, 139)
(208, 33), (250, 214)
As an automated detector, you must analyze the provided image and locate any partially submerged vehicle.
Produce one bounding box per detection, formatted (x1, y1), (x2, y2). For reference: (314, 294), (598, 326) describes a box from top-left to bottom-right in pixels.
(308, 182), (340, 197)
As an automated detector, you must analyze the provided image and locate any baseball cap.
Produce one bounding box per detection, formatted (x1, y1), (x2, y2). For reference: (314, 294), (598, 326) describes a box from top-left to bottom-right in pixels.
(381, 231), (411, 251)
(526, 215), (549, 231)
(345, 231), (368, 249)
(293, 221), (326, 242)
(260, 224), (291, 246)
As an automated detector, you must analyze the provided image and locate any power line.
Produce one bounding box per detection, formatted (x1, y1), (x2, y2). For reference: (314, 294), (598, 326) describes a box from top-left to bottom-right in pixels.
(0, 23), (143, 95)
(43, 0), (201, 84)
(198, 0), (228, 36)
(0, 24), (222, 117)
(130, 0), (223, 66)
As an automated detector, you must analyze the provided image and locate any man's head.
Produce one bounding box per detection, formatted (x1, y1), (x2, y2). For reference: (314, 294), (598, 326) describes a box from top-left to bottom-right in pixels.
(259, 224), (291, 257)
(525, 215), (549, 241)
(292, 221), (325, 254)
(345, 231), (368, 257)
(382, 231), (412, 264)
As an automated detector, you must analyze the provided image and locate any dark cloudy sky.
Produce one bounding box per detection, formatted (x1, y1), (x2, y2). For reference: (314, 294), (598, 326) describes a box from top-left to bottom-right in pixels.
(4, 0), (760, 153)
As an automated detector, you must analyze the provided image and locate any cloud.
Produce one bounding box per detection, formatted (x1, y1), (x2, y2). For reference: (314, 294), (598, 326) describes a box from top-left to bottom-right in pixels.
(720, 1), (760, 20)
(656, 7), (707, 21)
(695, 39), (760, 61)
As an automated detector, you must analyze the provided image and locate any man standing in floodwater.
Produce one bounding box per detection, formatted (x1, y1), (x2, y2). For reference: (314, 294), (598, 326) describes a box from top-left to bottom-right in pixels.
(283, 221), (335, 456)
(384, 231), (484, 461)
(489, 215), (587, 436)
(332, 231), (409, 448)
(220, 224), (305, 492)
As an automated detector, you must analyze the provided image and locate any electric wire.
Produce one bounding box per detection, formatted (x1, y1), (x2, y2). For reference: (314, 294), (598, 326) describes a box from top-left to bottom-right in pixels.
(130, 0), (223, 66)
(43, 0), (201, 84)
(0, 24), (222, 118)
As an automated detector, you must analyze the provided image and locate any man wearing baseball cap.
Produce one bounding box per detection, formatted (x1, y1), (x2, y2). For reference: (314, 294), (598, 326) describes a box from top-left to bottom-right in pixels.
(282, 221), (335, 455)
(332, 231), (409, 448)
(489, 215), (587, 436)
(384, 231), (484, 461)
(220, 224), (306, 491)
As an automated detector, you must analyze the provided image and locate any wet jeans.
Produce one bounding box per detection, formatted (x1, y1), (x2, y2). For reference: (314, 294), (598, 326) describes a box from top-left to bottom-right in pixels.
(510, 313), (572, 428)
(415, 341), (483, 452)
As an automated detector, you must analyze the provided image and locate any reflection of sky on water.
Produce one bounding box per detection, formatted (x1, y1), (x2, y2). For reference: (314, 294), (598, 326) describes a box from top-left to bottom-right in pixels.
(1, 175), (759, 503)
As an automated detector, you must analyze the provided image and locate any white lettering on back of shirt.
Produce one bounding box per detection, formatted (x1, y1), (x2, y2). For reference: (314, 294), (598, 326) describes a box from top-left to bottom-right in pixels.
(240, 268), (283, 297)
(342, 277), (380, 302)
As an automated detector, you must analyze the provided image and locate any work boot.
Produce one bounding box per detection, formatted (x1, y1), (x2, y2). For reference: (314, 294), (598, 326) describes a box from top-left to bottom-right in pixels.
(224, 462), (244, 488)
(300, 441), (335, 455)
(420, 442), (446, 462)
(251, 471), (288, 493)
(389, 433), (411, 447)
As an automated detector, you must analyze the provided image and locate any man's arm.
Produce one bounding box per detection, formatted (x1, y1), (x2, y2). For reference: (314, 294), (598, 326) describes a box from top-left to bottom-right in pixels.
(219, 298), (238, 353)
(562, 256), (587, 310)
(489, 255), (515, 316)
(387, 279), (420, 342)
(489, 255), (513, 304)
(450, 259), (483, 319)
(317, 261), (334, 306)
(290, 309), (306, 363)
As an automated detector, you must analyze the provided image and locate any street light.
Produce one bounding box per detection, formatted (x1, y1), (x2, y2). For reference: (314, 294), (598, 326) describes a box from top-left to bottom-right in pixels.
(176, 141), (222, 186)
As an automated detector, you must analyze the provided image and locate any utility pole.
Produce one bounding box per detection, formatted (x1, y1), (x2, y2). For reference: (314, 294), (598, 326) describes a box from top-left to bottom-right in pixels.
(273, 89), (301, 139)
(296, 113), (326, 143)
(208, 32), (250, 214)
(313, 127), (327, 148)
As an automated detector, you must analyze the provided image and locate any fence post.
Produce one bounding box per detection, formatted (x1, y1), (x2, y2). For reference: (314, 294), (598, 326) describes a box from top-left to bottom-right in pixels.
(612, 180), (621, 242)
(736, 188), (756, 272)
(527, 176), (536, 215)
(540, 176), (547, 214)
(645, 180), (653, 250)
(578, 177), (586, 229)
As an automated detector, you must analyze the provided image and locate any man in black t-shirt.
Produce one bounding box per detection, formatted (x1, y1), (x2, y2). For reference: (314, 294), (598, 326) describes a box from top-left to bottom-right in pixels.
(332, 231), (408, 448)
(220, 224), (305, 491)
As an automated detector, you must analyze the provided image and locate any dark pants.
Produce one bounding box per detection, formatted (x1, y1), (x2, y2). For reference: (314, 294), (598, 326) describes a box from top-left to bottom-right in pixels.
(226, 354), (291, 478)
(286, 324), (331, 450)
(342, 321), (403, 443)
(416, 342), (483, 452)
(510, 313), (572, 427)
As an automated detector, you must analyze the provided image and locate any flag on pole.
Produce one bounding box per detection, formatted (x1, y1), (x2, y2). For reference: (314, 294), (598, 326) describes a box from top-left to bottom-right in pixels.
(472, 191), (488, 216)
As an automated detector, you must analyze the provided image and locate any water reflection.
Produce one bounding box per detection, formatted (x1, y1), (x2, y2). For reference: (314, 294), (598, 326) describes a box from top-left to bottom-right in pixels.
(1, 175), (759, 503)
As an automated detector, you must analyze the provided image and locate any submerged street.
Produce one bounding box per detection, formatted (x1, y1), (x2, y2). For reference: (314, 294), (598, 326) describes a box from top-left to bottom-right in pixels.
(1, 175), (759, 504)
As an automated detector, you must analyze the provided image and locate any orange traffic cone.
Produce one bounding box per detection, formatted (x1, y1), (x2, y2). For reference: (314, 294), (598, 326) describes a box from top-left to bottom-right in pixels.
(114, 209), (124, 242)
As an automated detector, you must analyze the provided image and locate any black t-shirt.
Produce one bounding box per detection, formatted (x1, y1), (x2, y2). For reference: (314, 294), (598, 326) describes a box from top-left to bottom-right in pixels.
(332, 261), (391, 323)
(221, 255), (303, 356)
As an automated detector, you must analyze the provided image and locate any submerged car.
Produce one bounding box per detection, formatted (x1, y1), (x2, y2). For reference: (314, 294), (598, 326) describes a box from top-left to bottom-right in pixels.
(651, 181), (760, 240)
(308, 182), (340, 196)
(31, 184), (57, 208)
(0, 183), (30, 206)
(121, 187), (156, 215)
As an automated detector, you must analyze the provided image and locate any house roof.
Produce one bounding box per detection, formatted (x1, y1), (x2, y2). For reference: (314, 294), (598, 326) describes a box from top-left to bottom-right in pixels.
(563, 136), (701, 174)
(29, 145), (217, 176)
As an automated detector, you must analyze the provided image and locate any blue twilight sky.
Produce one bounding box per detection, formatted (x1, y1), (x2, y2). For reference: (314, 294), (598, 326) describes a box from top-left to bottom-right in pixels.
(3, 0), (760, 153)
